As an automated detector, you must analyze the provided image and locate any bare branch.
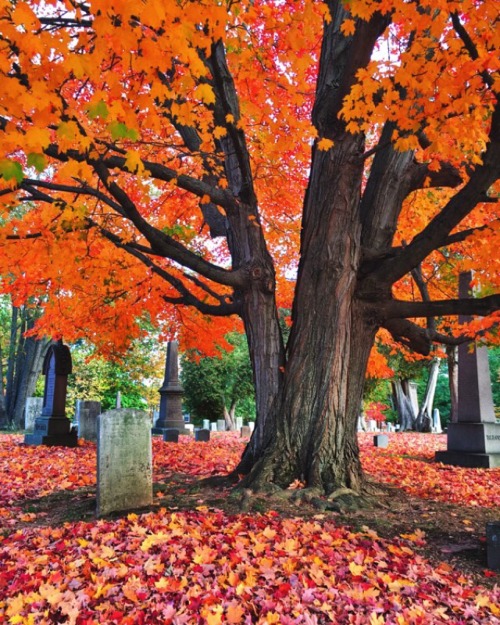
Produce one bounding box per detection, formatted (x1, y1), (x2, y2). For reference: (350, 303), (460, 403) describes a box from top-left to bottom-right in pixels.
(380, 293), (500, 320)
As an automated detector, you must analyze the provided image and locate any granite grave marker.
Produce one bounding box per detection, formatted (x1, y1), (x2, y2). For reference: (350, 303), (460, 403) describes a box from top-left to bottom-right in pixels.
(97, 409), (153, 516)
(24, 340), (77, 447)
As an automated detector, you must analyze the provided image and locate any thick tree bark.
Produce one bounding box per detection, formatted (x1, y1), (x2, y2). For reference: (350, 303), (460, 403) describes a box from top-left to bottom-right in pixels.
(240, 3), (388, 493)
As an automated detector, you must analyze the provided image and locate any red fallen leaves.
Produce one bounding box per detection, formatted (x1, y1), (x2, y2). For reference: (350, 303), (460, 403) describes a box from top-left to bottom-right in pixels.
(1, 432), (499, 530)
(0, 433), (499, 623)
(359, 433), (500, 508)
(0, 510), (499, 624)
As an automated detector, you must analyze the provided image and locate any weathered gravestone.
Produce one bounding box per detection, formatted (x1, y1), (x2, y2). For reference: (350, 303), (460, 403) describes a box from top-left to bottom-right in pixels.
(97, 409), (153, 516)
(203, 419), (210, 430)
(195, 429), (210, 442)
(435, 272), (500, 468)
(24, 341), (77, 447)
(241, 425), (251, 438)
(76, 400), (101, 442)
(152, 341), (188, 435)
(24, 397), (43, 431)
(163, 428), (179, 442)
(217, 419), (226, 432)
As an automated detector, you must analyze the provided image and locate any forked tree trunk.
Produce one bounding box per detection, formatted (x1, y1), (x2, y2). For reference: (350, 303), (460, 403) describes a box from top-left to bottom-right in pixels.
(415, 358), (440, 432)
(241, 136), (376, 492)
(223, 402), (237, 430)
(239, 5), (387, 494)
(392, 379), (418, 430)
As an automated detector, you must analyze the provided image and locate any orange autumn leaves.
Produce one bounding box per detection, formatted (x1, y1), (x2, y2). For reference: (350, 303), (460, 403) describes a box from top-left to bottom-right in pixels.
(1, 433), (500, 532)
(0, 432), (500, 624)
(1, 511), (499, 624)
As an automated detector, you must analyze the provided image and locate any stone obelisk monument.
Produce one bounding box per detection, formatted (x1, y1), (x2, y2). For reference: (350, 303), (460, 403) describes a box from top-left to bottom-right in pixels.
(435, 272), (500, 468)
(152, 341), (187, 435)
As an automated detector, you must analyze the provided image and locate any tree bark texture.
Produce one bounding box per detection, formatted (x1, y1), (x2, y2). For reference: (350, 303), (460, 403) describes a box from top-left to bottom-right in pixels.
(4, 306), (48, 428)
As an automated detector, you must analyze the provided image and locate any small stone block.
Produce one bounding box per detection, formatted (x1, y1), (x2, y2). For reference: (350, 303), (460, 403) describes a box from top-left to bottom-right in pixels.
(210, 422), (217, 431)
(374, 434), (389, 448)
(163, 428), (179, 443)
(195, 429), (210, 442)
(486, 522), (500, 571)
(217, 419), (226, 432)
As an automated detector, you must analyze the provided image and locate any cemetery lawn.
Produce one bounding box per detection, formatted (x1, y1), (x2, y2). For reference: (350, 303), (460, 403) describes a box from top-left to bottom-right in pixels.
(1, 432), (499, 624)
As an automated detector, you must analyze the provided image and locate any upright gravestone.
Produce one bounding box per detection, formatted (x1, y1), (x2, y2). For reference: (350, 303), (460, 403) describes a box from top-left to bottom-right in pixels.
(152, 341), (187, 435)
(76, 400), (101, 442)
(24, 341), (77, 447)
(97, 409), (153, 516)
(195, 429), (210, 442)
(435, 272), (500, 468)
(24, 397), (43, 431)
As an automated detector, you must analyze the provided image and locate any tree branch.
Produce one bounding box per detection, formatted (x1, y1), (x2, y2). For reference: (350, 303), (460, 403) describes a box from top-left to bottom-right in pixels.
(380, 293), (500, 320)
(94, 222), (241, 317)
(364, 101), (500, 288)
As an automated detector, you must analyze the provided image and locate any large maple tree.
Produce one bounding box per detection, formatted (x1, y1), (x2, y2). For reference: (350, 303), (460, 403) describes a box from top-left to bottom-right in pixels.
(0, 0), (499, 493)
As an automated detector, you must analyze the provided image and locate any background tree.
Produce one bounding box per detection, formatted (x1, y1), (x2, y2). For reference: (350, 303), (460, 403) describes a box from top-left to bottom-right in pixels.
(0, 0), (499, 494)
(0, 295), (48, 429)
(65, 334), (164, 413)
(181, 333), (255, 428)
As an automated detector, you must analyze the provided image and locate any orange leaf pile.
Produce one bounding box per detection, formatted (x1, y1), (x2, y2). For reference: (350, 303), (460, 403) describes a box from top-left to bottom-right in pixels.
(359, 433), (500, 508)
(1, 433), (500, 623)
(1, 509), (499, 624)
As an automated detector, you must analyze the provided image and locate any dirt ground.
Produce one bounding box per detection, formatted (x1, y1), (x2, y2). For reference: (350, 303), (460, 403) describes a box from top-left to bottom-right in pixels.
(15, 472), (499, 589)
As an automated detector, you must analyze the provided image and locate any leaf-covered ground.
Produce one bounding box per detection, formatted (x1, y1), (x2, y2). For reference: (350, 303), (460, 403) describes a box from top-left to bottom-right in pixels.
(0, 432), (499, 624)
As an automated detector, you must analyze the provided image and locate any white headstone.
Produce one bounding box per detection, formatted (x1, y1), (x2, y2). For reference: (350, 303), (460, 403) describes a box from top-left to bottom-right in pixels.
(235, 417), (243, 429)
(203, 419), (210, 430)
(185, 423), (195, 434)
(76, 400), (101, 441)
(217, 419), (226, 432)
(24, 397), (43, 431)
(432, 408), (443, 434)
(210, 422), (217, 431)
(97, 409), (153, 517)
(248, 421), (255, 432)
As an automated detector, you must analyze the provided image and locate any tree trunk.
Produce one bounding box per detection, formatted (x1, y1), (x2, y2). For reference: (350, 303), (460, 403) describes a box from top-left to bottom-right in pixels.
(0, 343), (6, 427)
(4, 305), (48, 428)
(223, 402), (237, 431)
(239, 5), (388, 494)
(391, 379), (417, 430)
(415, 358), (439, 432)
(447, 345), (459, 423)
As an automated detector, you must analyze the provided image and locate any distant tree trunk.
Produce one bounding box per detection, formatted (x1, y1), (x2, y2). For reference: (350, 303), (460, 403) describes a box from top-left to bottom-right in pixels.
(4, 305), (48, 428)
(392, 379), (417, 430)
(0, 343), (6, 427)
(415, 358), (440, 432)
(223, 401), (237, 430)
(447, 345), (459, 423)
